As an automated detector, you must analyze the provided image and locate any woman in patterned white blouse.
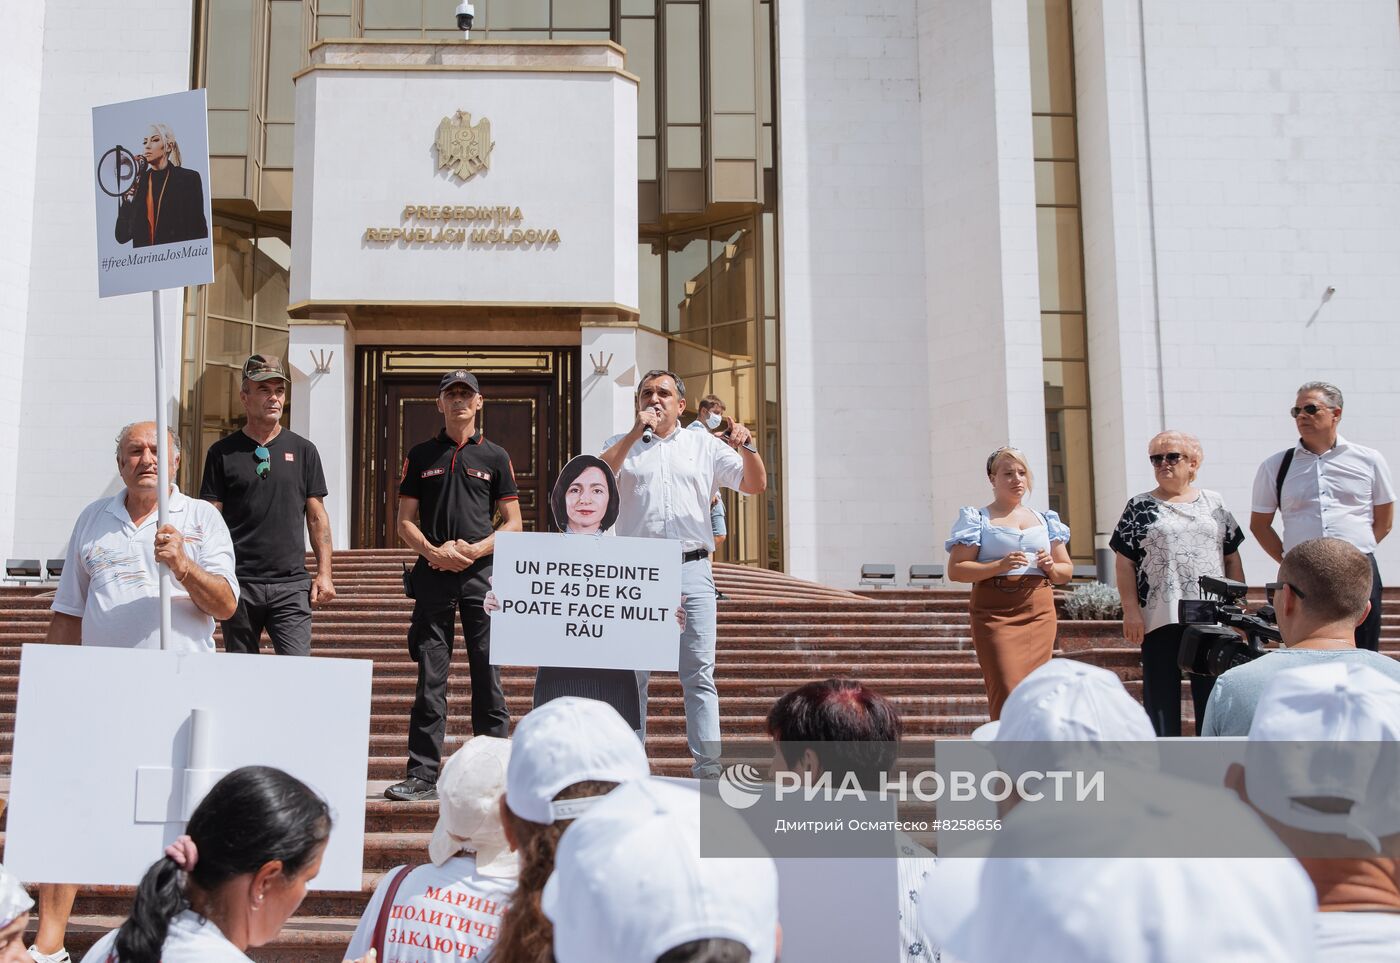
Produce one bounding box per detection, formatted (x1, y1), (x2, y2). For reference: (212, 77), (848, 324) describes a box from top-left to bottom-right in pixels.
(1110, 431), (1246, 736)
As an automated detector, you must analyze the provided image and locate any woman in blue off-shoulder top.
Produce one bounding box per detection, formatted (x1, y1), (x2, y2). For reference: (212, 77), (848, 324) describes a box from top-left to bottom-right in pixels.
(945, 447), (1073, 719)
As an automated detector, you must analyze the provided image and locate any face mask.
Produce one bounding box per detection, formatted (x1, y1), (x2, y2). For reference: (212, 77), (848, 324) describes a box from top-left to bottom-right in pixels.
(704, 412), (723, 430)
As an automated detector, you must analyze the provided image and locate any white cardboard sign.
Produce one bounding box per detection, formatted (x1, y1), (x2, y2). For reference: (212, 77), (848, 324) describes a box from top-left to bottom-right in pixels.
(6, 645), (372, 890)
(489, 531), (681, 671)
(92, 89), (215, 297)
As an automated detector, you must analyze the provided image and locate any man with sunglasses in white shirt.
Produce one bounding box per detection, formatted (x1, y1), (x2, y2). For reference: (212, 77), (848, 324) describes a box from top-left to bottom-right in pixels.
(1250, 381), (1394, 651)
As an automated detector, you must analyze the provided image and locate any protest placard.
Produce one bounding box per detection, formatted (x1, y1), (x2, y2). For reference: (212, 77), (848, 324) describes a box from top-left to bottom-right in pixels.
(92, 89), (214, 298)
(489, 530), (681, 671)
(5, 645), (372, 889)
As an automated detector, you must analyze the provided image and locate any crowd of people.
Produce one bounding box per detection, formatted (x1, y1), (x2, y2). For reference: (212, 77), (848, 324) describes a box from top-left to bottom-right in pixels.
(9, 367), (1398, 961)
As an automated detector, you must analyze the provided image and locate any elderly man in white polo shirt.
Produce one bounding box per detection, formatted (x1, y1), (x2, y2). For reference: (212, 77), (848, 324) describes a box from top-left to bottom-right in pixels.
(1251, 381), (1394, 651)
(49, 421), (238, 651)
(29, 422), (237, 963)
(601, 370), (766, 777)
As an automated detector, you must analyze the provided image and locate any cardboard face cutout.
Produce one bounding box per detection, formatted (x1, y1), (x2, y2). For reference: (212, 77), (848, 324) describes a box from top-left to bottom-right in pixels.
(551, 455), (619, 535)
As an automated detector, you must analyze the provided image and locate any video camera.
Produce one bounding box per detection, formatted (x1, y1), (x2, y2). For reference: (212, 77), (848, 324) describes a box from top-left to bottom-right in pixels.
(1177, 575), (1281, 678)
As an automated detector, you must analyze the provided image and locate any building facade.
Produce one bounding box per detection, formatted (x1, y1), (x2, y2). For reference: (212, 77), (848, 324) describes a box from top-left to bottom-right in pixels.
(3, 0), (1398, 587)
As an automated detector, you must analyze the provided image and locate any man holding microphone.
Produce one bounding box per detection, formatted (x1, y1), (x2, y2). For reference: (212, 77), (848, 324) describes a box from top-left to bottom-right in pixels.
(601, 370), (766, 777)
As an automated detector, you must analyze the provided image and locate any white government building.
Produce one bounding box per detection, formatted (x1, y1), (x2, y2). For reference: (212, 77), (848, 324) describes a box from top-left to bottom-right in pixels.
(3, 0), (1397, 588)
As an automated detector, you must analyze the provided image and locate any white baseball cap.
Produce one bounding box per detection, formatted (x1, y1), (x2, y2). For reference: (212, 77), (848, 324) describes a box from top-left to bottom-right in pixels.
(1244, 661), (1400, 852)
(541, 777), (779, 963)
(505, 697), (649, 825)
(995, 659), (1156, 743)
(428, 735), (517, 877)
(0, 864), (33, 928)
(940, 771), (1317, 962)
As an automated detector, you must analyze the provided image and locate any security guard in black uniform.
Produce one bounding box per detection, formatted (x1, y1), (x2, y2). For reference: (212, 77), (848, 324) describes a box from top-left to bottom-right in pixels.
(385, 369), (522, 801)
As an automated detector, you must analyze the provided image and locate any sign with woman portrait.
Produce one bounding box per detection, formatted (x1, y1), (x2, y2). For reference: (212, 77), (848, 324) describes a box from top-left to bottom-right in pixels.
(91, 89), (214, 297)
(489, 455), (682, 673)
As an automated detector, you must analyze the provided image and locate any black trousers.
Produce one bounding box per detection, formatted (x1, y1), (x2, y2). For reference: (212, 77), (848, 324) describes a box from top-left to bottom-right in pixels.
(404, 565), (509, 783)
(221, 580), (312, 656)
(1355, 553), (1383, 653)
(1141, 623), (1217, 737)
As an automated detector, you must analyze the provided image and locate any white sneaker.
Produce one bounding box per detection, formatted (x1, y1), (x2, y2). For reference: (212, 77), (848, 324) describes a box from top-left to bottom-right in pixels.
(28, 948), (72, 963)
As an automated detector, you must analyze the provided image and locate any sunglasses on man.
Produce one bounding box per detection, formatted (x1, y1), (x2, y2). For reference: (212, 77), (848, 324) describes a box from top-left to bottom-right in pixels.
(1290, 403), (1336, 417)
(1149, 452), (1184, 466)
(254, 445), (271, 479)
(1264, 581), (1306, 605)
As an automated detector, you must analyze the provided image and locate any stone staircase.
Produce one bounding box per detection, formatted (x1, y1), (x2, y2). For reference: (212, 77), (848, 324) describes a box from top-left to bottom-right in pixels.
(1, 549), (1396, 960)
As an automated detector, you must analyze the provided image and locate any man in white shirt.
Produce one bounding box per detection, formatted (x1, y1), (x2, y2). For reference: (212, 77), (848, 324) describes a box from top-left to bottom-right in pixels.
(601, 370), (766, 777)
(1250, 381), (1394, 651)
(30, 422), (237, 963)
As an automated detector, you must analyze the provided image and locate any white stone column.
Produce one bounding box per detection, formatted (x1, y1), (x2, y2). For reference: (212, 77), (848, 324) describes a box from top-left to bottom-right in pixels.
(918, 0), (1049, 550)
(579, 321), (653, 456)
(288, 319), (353, 549)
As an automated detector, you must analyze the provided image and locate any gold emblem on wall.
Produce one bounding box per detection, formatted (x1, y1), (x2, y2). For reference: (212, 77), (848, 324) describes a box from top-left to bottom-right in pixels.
(435, 110), (494, 180)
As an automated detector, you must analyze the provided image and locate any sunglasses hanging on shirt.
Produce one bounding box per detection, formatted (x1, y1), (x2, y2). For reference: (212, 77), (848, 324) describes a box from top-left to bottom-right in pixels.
(254, 445), (271, 479)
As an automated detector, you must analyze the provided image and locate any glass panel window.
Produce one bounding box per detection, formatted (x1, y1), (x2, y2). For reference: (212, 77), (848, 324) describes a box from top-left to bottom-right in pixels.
(665, 3), (702, 125)
(206, 0), (254, 109)
(667, 126), (703, 169)
(713, 115), (757, 158)
(553, 0), (609, 29)
(710, 0), (756, 113)
(264, 1), (302, 124)
(1035, 207), (1085, 313)
(210, 226), (253, 320)
(1032, 115), (1077, 161)
(667, 230), (710, 332)
(317, 14), (351, 38)
(207, 318), (253, 366)
(1027, 0), (1074, 115)
(264, 124), (295, 168)
(1034, 160), (1078, 205)
(621, 18), (657, 136)
(1044, 408), (1094, 560)
(489, 0), (548, 29)
(638, 241), (663, 330)
(254, 326), (289, 362)
(622, 0), (654, 15)
(1043, 361), (1089, 408)
(364, 0), (422, 28)
(208, 111), (250, 155)
(1041, 313), (1086, 359)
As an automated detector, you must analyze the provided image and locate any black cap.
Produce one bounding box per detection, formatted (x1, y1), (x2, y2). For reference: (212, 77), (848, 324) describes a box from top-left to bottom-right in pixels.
(439, 369), (480, 394)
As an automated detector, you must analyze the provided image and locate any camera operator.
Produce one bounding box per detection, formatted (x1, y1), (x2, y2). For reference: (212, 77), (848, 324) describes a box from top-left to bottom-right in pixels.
(1199, 537), (1400, 736)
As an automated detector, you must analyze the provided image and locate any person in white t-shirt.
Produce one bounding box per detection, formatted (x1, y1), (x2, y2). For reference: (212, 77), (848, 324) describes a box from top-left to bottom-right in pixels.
(600, 370), (766, 777)
(49, 421), (238, 652)
(31, 423), (238, 963)
(80, 766), (331, 963)
(345, 737), (517, 963)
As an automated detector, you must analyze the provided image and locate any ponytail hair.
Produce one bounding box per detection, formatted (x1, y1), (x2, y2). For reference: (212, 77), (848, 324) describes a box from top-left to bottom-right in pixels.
(114, 766), (332, 963)
(492, 780), (618, 963)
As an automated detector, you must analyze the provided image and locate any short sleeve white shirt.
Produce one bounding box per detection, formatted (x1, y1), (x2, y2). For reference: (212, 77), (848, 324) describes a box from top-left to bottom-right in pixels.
(52, 486), (238, 653)
(345, 856), (515, 963)
(81, 910), (252, 962)
(1251, 436), (1396, 553)
(603, 425), (746, 552)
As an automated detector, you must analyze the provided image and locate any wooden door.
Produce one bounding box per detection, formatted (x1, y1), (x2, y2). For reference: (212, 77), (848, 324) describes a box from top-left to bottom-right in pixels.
(374, 378), (553, 546)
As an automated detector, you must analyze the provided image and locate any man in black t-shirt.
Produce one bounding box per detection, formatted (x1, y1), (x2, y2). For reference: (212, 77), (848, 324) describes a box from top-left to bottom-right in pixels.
(200, 354), (335, 656)
(385, 368), (522, 802)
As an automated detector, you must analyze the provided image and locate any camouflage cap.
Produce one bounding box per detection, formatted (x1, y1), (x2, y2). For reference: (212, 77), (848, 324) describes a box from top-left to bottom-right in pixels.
(242, 354), (287, 383)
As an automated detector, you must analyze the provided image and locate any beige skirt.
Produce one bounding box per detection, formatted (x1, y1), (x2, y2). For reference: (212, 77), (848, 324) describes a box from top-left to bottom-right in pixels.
(969, 577), (1056, 720)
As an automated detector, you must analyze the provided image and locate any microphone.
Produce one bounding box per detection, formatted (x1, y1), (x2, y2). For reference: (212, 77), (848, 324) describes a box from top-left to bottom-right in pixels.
(641, 405), (657, 444)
